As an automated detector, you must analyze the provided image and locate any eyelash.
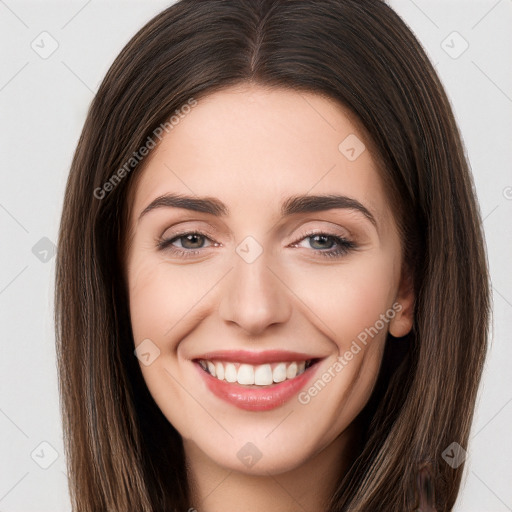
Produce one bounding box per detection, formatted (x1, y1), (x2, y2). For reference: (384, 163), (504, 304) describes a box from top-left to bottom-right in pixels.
(157, 229), (356, 260)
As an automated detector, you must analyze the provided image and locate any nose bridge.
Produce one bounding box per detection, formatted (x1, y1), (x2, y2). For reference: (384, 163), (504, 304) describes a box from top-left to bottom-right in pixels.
(218, 237), (292, 335)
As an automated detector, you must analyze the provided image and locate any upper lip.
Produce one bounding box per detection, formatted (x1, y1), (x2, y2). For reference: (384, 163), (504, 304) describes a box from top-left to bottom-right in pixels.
(193, 350), (321, 365)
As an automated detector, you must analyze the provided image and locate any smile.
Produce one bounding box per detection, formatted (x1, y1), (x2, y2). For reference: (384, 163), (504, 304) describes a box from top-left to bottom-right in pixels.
(198, 359), (314, 385)
(193, 350), (322, 411)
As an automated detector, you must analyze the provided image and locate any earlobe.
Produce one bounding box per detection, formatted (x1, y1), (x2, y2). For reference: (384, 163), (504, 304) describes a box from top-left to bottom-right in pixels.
(389, 267), (415, 338)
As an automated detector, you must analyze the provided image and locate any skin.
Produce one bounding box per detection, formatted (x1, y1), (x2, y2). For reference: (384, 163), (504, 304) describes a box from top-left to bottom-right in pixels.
(124, 84), (414, 512)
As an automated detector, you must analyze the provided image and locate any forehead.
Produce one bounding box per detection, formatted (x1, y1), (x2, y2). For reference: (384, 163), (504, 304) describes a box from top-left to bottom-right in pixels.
(128, 84), (392, 229)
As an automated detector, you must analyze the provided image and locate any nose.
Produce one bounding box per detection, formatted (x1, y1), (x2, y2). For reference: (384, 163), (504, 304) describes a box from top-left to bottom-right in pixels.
(217, 247), (292, 336)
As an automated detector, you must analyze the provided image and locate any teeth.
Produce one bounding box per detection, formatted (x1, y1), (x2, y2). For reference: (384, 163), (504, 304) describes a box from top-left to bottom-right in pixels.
(215, 361), (224, 380)
(273, 363), (287, 383)
(199, 359), (312, 386)
(286, 362), (297, 379)
(225, 363), (237, 383)
(254, 364), (273, 385)
(237, 364), (254, 385)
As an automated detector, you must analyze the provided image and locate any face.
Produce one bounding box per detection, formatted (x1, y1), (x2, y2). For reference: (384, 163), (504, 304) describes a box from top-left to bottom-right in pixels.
(125, 84), (414, 475)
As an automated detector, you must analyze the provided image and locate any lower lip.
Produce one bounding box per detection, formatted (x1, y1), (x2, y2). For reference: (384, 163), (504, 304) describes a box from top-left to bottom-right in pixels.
(195, 361), (319, 411)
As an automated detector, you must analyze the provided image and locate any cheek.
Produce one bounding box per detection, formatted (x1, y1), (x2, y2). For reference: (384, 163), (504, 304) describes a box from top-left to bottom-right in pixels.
(291, 255), (397, 443)
(127, 257), (216, 346)
(128, 263), (170, 344)
(285, 250), (398, 347)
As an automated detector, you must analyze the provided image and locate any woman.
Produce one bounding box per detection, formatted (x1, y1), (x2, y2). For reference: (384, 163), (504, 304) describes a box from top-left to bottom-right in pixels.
(54, 0), (490, 510)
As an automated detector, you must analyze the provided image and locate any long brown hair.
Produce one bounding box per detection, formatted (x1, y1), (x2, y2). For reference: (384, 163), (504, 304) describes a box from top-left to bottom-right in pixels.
(54, 1), (490, 510)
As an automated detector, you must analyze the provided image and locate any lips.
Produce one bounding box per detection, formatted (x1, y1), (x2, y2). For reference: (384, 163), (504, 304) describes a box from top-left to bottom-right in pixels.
(193, 350), (322, 411)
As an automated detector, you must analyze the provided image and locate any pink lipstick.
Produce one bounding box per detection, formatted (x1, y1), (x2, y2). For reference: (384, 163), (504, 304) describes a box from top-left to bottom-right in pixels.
(193, 350), (321, 411)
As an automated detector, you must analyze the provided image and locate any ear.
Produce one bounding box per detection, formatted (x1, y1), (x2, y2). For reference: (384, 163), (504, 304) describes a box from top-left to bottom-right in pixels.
(389, 264), (415, 338)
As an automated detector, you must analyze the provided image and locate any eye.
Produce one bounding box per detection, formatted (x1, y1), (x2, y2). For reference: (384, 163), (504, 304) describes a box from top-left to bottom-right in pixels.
(290, 230), (356, 259)
(157, 231), (218, 258)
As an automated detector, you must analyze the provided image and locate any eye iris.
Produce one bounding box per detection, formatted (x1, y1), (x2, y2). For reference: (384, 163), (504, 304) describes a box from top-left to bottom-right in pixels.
(310, 234), (335, 250)
(181, 234), (205, 249)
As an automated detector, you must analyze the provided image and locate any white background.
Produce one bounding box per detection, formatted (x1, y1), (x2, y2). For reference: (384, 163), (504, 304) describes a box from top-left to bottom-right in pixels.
(0, 1), (511, 510)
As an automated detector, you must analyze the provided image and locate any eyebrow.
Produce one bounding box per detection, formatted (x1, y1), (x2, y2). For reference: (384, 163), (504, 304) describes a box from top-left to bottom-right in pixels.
(138, 193), (377, 228)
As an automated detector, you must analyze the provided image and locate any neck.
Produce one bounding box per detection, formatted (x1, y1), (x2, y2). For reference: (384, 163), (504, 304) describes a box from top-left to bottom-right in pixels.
(184, 421), (362, 512)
